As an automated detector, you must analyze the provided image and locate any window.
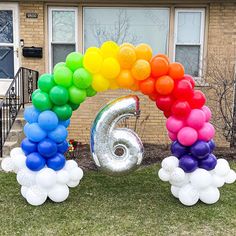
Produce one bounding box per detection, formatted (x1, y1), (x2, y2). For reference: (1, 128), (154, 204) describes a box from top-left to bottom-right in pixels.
(83, 7), (169, 55)
(174, 9), (205, 77)
(48, 7), (78, 71)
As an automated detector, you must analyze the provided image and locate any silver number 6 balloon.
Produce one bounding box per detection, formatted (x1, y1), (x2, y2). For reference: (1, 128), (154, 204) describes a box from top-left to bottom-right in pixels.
(90, 95), (144, 176)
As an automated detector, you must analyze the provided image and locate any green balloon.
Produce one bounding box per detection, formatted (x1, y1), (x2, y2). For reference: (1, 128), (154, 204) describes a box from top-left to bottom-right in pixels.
(73, 68), (92, 89)
(53, 104), (72, 121)
(68, 86), (86, 105)
(54, 66), (73, 88)
(32, 89), (40, 100)
(49, 85), (69, 105)
(86, 86), (97, 97)
(66, 52), (83, 72)
(38, 74), (55, 93)
(68, 102), (80, 111)
(53, 62), (66, 73)
(32, 90), (52, 111)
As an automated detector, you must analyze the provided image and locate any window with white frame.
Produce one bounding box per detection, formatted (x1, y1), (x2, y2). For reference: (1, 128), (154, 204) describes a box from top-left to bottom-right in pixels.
(48, 7), (78, 71)
(83, 7), (170, 55)
(174, 9), (205, 77)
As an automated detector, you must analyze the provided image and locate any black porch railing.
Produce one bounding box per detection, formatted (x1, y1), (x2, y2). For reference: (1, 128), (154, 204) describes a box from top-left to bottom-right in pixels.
(0, 67), (39, 156)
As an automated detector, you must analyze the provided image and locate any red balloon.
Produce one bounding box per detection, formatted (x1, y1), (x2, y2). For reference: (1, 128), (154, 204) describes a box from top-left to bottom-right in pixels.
(189, 90), (206, 109)
(183, 74), (195, 88)
(156, 95), (175, 111)
(171, 100), (191, 117)
(149, 92), (158, 101)
(173, 79), (194, 100)
(164, 110), (172, 118)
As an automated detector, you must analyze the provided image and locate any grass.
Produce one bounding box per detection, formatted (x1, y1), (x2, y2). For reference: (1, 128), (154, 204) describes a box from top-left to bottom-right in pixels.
(0, 163), (236, 236)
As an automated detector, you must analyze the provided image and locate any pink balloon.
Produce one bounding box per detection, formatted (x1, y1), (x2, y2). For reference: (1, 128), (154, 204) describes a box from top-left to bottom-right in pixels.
(186, 109), (205, 130)
(201, 105), (212, 122)
(168, 131), (177, 141)
(177, 127), (198, 146)
(166, 116), (185, 133)
(198, 122), (215, 141)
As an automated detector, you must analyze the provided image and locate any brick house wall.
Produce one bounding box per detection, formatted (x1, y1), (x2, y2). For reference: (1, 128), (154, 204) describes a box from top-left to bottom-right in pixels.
(18, 1), (236, 147)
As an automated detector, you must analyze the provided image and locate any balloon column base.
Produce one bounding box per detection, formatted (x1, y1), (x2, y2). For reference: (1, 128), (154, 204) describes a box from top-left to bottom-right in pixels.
(1, 148), (83, 206)
(158, 156), (236, 206)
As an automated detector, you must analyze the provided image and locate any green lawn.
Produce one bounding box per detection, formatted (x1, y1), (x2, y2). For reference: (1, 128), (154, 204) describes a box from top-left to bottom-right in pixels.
(0, 163), (236, 236)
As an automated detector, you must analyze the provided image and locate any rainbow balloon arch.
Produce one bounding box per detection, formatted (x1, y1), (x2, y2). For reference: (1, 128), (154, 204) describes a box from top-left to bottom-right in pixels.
(1, 41), (236, 206)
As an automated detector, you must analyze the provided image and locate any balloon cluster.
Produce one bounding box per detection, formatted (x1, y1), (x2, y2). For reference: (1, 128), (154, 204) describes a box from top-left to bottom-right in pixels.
(1, 40), (235, 206)
(1, 148), (83, 206)
(158, 156), (236, 206)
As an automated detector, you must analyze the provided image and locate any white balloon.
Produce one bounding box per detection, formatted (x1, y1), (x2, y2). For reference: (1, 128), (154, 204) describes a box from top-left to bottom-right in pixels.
(21, 186), (28, 199)
(10, 147), (24, 158)
(170, 167), (185, 183)
(189, 169), (212, 189)
(67, 179), (80, 188)
(178, 184), (199, 206)
(225, 170), (236, 184)
(171, 185), (180, 198)
(48, 184), (69, 202)
(26, 185), (47, 206)
(11, 154), (26, 172)
(17, 168), (36, 187)
(36, 168), (57, 189)
(57, 170), (70, 184)
(212, 175), (225, 188)
(1, 157), (15, 172)
(69, 167), (84, 181)
(169, 173), (189, 187)
(200, 187), (220, 204)
(158, 168), (170, 182)
(161, 156), (179, 172)
(64, 160), (78, 171)
(214, 159), (230, 177)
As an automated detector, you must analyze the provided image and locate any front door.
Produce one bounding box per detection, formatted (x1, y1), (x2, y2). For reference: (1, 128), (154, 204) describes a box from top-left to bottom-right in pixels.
(0, 3), (19, 79)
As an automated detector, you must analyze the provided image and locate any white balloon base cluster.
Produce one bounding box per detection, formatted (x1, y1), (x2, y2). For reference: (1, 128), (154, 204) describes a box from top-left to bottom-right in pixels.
(158, 156), (236, 206)
(1, 148), (83, 206)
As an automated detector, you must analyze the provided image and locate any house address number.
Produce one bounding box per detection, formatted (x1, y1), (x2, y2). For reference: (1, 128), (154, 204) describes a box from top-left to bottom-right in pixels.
(26, 13), (38, 19)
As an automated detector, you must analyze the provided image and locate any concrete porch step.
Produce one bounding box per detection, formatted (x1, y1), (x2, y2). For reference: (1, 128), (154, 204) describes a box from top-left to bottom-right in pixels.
(2, 141), (18, 157)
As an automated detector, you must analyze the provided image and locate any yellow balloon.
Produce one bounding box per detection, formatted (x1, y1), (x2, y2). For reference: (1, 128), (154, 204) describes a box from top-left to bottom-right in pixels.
(101, 57), (120, 80)
(118, 46), (136, 69)
(109, 79), (119, 90)
(120, 43), (135, 50)
(92, 74), (110, 92)
(131, 59), (151, 81)
(101, 41), (119, 58)
(86, 47), (102, 55)
(83, 51), (103, 74)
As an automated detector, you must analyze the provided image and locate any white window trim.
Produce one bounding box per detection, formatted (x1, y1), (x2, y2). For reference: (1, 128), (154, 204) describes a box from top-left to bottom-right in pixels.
(173, 8), (205, 79)
(48, 6), (78, 73)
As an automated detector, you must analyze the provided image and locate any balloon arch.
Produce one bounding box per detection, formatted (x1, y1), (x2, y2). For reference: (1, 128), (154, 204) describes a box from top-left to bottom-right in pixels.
(1, 41), (235, 206)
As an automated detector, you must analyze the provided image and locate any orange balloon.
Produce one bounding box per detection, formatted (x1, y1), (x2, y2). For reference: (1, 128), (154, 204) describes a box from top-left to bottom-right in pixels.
(130, 81), (140, 91)
(118, 46), (136, 69)
(168, 62), (185, 80)
(155, 75), (174, 95)
(135, 43), (153, 61)
(120, 43), (135, 50)
(131, 59), (151, 81)
(150, 56), (169, 78)
(116, 70), (135, 88)
(156, 54), (170, 64)
(149, 92), (158, 101)
(139, 77), (156, 95)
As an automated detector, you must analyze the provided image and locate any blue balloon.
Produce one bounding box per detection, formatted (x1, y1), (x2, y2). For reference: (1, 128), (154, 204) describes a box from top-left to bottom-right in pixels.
(59, 119), (70, 128)
(21, 138), (38, 155)
(208, 140), (215, 152)
(179, 155), (198, 173)
(190, 141), (210, 159)
(24, 123), (47, 142)
(171, 141), (189, 158)
(47, 153), (66, 171)
(48, 125), (68, 143)
(38, 110), (59, 131)
(37, 138), (57, 158)
(57, 140), (69, 154)
(198, 154), (217, 171)
(26, 152), (46, 171)
(24, 106), (40, 124)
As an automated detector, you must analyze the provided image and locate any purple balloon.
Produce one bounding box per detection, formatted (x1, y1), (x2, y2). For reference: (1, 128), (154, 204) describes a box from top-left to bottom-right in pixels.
(208, 140), (215, 152)
(190, 141), (210, 159)
(198, 154), (217, 171)
(171, 141), (189, 158)
(179, 155), (198, 173)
